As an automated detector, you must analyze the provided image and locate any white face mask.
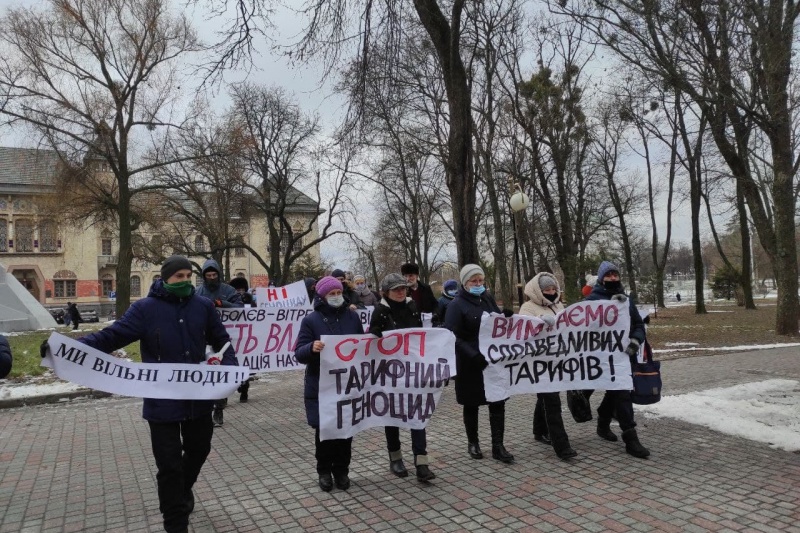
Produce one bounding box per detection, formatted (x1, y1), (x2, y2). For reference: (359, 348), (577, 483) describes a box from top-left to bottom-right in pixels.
(326, 295), (345, 308)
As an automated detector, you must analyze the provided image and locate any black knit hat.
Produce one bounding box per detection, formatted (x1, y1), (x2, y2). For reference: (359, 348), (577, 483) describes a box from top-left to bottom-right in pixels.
(400, 263), (419, 275)
(229, 277), (249, 291)
(160, 255), (192, 280)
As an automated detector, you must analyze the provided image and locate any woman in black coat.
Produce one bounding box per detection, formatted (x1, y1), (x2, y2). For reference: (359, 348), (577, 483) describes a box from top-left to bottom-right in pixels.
(443, 264), (515, 464)
(369, 273), (436, 483)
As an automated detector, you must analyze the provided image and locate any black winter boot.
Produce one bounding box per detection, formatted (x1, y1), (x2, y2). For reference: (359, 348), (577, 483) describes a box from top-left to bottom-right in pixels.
(489, 413), (515, 464)
(468, 442), (483, 459)
(414, 455), (436, 482)
(238, 380), (250, 403)
(596, 418), (618, 441)
(464, 408), (482, 459)
(212, 407), (223, 427)
(388, 450), (408, 477)
(622, 429), (650, 459)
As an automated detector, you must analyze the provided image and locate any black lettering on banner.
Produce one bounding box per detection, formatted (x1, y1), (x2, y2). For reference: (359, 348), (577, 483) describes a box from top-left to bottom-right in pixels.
(336, 392), (439, 429)
(54, 343), (88, 366)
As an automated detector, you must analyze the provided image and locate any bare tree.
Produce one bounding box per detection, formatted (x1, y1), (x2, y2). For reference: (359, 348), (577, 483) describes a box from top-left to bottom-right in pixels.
(0, 0), (203, 314)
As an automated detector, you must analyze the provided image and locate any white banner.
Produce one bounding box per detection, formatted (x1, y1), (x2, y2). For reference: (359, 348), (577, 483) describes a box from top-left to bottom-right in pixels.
(356, 306), (374, 333)
(478, 301), (633, 402)
(219, 306), (309, 373)
(318, 328), (456, 441)
(41, 333), (248, 399)
(256, 280), (312, 309)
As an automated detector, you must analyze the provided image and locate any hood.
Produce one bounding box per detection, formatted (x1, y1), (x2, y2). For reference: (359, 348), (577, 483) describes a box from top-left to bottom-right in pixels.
(201, 258), (221, 276)
(524, 272), (561, 307)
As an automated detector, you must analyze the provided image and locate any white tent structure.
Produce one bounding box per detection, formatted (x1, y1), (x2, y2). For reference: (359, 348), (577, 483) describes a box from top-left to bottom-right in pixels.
(0, 263), (57, 332)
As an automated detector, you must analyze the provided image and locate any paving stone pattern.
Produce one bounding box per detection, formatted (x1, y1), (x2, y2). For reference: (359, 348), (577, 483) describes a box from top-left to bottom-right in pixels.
(0, 348), (798, 532)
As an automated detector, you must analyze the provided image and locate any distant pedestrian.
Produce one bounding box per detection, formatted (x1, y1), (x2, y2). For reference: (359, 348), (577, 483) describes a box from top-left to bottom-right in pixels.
(0, 334), (12, 379)
(67, 302), (81, 331)
(676, 292), (681, 302)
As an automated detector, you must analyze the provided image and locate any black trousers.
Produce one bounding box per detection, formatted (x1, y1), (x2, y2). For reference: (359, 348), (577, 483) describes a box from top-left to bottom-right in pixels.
(385, 427), (427, 456)
(532, 392), (570, 451)
(148, 414), (213, 533)
(314, 429), (352, 476)
(589, 389), (637, 432)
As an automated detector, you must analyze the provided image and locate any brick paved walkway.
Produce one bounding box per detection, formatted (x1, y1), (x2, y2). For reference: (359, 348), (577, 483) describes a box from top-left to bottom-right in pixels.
(1, 348), (798, 533)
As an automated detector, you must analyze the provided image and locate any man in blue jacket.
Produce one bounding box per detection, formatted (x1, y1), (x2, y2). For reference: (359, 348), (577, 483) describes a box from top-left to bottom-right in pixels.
(195, 258), (243, 426)
(584, 260), (650, 459)
(77, 255), (238, 533)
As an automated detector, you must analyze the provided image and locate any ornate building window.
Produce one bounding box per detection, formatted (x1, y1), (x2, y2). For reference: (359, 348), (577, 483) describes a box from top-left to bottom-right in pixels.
(15, 220), (34, 252)
(101, 274), (114, 297)
(194, 235), (204, 253)
(39, 220), (58, 252)
(0, 219), (7, 252)
(130, 275), (142, 297)
(53, 270), (77, 298)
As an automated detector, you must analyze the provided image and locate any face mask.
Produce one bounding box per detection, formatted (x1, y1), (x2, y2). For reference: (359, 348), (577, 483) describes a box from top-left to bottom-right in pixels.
(356, 283), (365, 291)
(603, 280), (623, 294)
(446, 290), (457, 297)
(163, 280), (193, 297)
(326, 295), (345, 308)
(544, 293), (558, 302)
(204, 278), (220, 291)
(468, 285), (486, 296)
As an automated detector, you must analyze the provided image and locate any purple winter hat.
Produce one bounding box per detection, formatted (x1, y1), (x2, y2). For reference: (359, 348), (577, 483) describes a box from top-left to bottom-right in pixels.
(315, 276), (343, 298)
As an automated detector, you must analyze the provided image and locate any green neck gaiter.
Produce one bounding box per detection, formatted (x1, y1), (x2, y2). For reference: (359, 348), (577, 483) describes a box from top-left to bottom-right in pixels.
(163, 280), (193, 298)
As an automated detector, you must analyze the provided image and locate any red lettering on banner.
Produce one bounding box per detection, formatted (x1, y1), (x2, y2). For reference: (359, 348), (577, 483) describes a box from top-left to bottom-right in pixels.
(378, 333), (403, 355)
(567, 305), (585, 327)
(336, 338), (359, 361)
(492, 318), (507, 338)
(604, 305), (619, 325)
(264, 323), (295, 352)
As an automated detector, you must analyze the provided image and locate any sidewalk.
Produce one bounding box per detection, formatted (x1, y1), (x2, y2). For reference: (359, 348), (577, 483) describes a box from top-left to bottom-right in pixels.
(0, 348), (798, 533)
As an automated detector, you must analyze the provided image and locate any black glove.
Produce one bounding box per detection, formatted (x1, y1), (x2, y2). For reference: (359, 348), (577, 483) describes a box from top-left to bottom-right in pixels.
(502, 308), (514, 318)
(40, 339), (50, 359)
(611, 294), (628, 303)
(476, 357), (489, 370)
(624, 339), (640, 358)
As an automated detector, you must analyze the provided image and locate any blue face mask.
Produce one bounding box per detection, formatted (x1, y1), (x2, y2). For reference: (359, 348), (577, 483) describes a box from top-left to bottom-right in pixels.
(446, 290), (458, 297)
(468, 285), (486, 296)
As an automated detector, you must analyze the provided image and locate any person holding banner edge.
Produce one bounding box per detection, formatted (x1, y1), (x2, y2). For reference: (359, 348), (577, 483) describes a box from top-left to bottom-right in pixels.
(444, 264), (516, 464)
(57, 255), (239, 533)
(519, 272), (577, 460)
(369, 272), (436, 482)
(295, 275), (365, 492)
(584, 261), (650, 459)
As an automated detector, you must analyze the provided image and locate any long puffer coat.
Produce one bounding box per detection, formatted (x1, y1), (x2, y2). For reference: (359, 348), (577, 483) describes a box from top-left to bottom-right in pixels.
(519, 272), (565, 318)
(443, 286), (501, 406)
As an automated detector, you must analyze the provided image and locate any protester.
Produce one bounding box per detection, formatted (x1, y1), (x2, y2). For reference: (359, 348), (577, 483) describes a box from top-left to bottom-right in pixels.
(353, 274), (379, 307)
(331, 268), (362, 309)
(67, 301), (81, 331)
(62, 303), (72, 327)
(444, 264), (515, 464)
(435, 279), (458, 324)
(196, 259), (243, 427)
(401, 263), (437, 314)
(519, 272), (577, 460)
(295, 276), (364, 492)
(584, 261), (650, 459)
(304, 277), (317, 303)
(229, 277), (255, 306)
(49, 255), (238, 533)
(369, 273), (436, 482)
(0, 334), (12, 379)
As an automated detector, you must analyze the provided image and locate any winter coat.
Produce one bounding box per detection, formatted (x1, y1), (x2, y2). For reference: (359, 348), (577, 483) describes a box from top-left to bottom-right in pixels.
(354, 285), (379, 307)
(342, 282), (364, 309)
(67, 303), (82, 324)
(294, 298), (364, 428)
(0, 335), (12, 379)
(78, 280), (238, 423)
(443, 286), (502, 406)
(584, 284), (646, 344)
(369, 297), (422, 337)
(519, 272), (565, 318)
(435, 294), (455, 325)
(195, 259), (243, 308)
(408, 281), (438, 314)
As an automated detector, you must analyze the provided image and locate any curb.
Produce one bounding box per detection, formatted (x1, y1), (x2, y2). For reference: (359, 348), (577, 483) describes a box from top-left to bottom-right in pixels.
(0, 389), (113, 409)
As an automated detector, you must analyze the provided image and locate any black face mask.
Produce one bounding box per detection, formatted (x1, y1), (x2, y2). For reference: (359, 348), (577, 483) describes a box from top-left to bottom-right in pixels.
(205, 278), (220, 291)
(543, 293), (558, 303)
(603, 280), (623, 294)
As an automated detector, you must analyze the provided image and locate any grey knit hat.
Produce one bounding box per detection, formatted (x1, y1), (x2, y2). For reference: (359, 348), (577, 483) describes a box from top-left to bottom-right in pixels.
(459, 264), (485, 286)
(538, 275), (558, 291)
(381, 273), (408, 293)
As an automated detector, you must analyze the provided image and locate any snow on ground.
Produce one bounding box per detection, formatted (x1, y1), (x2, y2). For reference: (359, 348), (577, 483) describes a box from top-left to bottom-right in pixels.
(0, 380), (88, 399)
(652, 342), (800, 354)
(638, 379), (800, 452)
(664, 342), (699, 347)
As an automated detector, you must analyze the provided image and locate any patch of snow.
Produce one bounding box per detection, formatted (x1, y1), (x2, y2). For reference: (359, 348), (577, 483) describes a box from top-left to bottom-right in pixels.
(707, 310), (734, 313)
(0, 381), (89, 399)
(653, 342), (800, 354)
(638, 379), (800, 452)
(664, 342), (699, 347)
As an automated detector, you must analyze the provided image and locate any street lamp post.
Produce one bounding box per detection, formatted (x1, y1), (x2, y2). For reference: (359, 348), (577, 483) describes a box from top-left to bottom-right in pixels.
(509, 182), (530, 310)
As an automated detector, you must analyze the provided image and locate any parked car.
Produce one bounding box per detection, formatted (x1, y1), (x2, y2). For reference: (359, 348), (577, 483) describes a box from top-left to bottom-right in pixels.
(79, 309), (99, 323)
(47, 308), (65, 324)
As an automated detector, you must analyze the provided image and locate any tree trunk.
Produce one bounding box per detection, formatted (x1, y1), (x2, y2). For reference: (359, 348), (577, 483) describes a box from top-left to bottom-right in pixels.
(115, 178), (132, 316)
(413, 0), (478, 265)
(690, 165), (706, 314)
(736, 180), (756, 309)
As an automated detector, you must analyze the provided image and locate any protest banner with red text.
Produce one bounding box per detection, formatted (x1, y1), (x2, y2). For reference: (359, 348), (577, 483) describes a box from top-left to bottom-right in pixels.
(479, 300), (633, 402)
(317, 328), (456, 441)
